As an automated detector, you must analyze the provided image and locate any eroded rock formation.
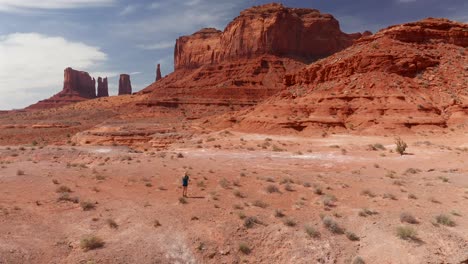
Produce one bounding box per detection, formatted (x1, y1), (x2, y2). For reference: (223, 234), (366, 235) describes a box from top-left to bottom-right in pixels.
(118, 74), (132, 95)
(97, 77), (109, 97)
(156, 64), (162, 81)
(174, 3), (366, 70)
(27, 67), (97, 109)
(143, 3), (368, 107)
(226, 18), (468, 132)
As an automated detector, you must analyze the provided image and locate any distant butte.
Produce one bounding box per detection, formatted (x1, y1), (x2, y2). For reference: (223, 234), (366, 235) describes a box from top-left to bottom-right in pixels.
(118, 74), (132, 95)
(27, 67), (97, 110)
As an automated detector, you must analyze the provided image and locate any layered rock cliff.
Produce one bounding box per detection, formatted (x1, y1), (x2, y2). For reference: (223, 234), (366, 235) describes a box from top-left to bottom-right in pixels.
(143, 3), (367, 107)
(174, 3), (365, 70)
(27, 68), (97, 110)
(225, 18), (468, 133)
(118, 74), (132, 95)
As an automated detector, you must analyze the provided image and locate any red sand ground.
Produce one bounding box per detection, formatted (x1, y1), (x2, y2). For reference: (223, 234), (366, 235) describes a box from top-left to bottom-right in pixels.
(0, 132), (467, 263)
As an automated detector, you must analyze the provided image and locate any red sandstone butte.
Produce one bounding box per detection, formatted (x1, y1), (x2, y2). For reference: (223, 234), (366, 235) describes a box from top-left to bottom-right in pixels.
(174, 3), (366, 70)
(156, 64), (162, 81)
(142, 3), (367, 106)
(97, 77), (109, 97)
(118, 74), (132, 95)
(27, 67), (96, 110)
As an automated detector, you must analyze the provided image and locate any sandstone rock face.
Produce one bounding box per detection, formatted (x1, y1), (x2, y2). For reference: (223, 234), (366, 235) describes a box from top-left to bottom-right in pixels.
(118, 74), (132, 95)
(156, 64), (162, 81)
(97, 77), (109, 97)
(62, 67), (96, 98)
(174, 3), (365, 70)
(27, 67), (97, 110)
(228, 18), (468, 133)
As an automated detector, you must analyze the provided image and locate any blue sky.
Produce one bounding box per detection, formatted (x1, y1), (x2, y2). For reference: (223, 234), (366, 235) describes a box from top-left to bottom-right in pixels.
(0, 0), (467, 110)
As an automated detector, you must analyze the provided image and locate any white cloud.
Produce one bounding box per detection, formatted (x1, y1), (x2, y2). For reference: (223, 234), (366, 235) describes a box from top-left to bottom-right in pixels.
(0, 33), (108, 110)
(119, 4), (138, 16)
(0, 0), (114, 12)
(137, 41), (174, 50)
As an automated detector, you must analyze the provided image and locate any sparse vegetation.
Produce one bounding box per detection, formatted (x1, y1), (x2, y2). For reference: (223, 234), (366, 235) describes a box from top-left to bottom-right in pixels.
(80, 235), (104, 251)
(283, 218), (296, 227)
(346, 231), (360, 241)
(106, 219), (118, 229)
(239, 242), (251, 254)
(361, 189), (376, 198)
(56, 185), (72, 193)
(322, 217), (344, 234)
(396, 226), (418, 241)
(16, 170), (24, 176)
(244, 216), (260, 228)
(179, 197), (188, 204)
(80, 201), (96, 211)
(352, 256), (365, 264)
(266, 184), (280, 193)
(233, 190), (246, 198)
(395, 137), (407, 155)
(305, 225), (320, 238)
(400, 212), (418, 224)
(274, 209), (285, 218)
(435, 214), (456, 227)
(253, 200), (268, 208)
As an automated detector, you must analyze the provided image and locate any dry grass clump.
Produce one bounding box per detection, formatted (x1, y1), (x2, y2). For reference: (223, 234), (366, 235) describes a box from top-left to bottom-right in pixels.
(346, 231), (360, 241)
(435, 214), (456, 227)
(322, 194), (337, 207)
(106, 219), (118, 229)
(57, 193), (79, 203)
(322, 216), (344, 234)
(233, 190), (246, 198)
(253, 200), (268, 208)
(395, 137), (407, 155)
(238, 242), (251, 254)
(361, 189), (376, 198)
(16, 170), (25, 176)
(400, 212), (419, 224)
(274, 209), (285, 218)
(396, 226), (418, 241)
(56, 185), (72, 193)
(219, 178), (230, 189)
(358, 208), (377, 217)
(80, 235), (104, 251)
(284, 183), (294, 192)
(266, 184), (280, 193)
(179, 197), (188, 204)
(244, 216), (260, 228)
(352, 256), (365, 264)
(283, 218), (296, 227)
(80, 201), (96, 211)
(305, 225), (320, 238)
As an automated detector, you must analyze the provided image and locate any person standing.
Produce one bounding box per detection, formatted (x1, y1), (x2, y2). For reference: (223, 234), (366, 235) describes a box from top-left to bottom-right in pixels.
(182, 172), (190, 197)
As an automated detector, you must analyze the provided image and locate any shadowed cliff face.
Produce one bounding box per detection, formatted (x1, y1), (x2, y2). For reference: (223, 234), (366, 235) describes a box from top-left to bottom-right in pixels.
(174, 3), (365, 70)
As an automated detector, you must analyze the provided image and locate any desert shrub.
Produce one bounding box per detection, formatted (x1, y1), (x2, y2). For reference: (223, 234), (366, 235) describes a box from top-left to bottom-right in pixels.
(435, 214), (456, 226)
(383, 193), (397, 200)
(352, 256), (365, 264)
(408, 194), (417, 199)
(233, 190), (246, 198)
(303, 182), (311, 187)
(358, 208), (377, 217)
(322, 217), (344, 234)
(179, 197), (188, 204)
(305, 225), (320, 238)
(283, 218), (296, 227)
(52, 179), (59, 185)
(314, 187), (323, 195)
(238, 243), (251, 254)
(361, 189), (376, 198)
(253, 200), (268, 208)
(56, 185), (72, 193)
(80, 235), (104, 251)
(57, 193), (79, 203)
(244, 216), (260, 228)
(219, 178), (230, 189)
(284, 183), (294, 192)
(106, 219), (118, 229)
(396, 226), (418, 240)
(266, 184), (280, 193)
(395, 137), (407, 155)
(346, 231), (360, 241)
(16, 170), (25, 176)
(80, 201), (96, 211)
(322, 194), (337, 207)
(274, 209), (285, 218)
(400, 212), (418, 224)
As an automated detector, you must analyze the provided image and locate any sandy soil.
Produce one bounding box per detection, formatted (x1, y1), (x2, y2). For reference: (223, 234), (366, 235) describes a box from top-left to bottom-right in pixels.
(0, 132), (467, 263)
